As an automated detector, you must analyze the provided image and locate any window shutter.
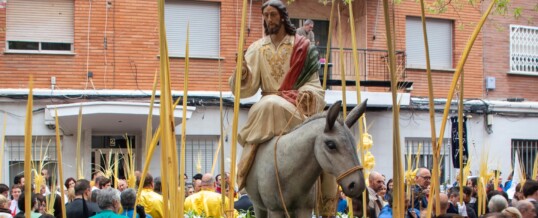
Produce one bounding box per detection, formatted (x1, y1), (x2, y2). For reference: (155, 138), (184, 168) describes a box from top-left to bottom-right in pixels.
(165, 0), (220, 58)
(7, 0), (74, 43)
(406, 17), (452, 69)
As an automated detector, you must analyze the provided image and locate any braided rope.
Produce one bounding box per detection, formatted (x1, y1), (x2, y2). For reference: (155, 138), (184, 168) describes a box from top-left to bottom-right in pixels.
(336, 166), (364, 183)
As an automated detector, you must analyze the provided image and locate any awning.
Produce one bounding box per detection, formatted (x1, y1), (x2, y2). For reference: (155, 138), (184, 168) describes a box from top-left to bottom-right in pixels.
(44, 101), (195, 134)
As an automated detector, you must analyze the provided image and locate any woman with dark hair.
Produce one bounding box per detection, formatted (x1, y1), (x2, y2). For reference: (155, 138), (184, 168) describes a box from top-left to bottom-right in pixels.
(385, 179), (394, 200)
(98, 178), (111, 190)
(64, 178), (76, 190)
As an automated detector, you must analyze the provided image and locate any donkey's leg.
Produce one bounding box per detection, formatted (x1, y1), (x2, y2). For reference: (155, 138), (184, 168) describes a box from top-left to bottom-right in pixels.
(254, 207), (268, 218)
(296, 208), (314, 218)
(267, 210), (288, 218)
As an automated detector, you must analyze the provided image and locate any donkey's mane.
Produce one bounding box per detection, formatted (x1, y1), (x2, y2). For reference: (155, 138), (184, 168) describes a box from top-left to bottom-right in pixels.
(290, 111), (345, 132)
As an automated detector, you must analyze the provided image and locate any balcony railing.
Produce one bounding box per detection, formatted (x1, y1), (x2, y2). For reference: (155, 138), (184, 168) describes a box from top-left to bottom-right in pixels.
(317, 47), (408, 87)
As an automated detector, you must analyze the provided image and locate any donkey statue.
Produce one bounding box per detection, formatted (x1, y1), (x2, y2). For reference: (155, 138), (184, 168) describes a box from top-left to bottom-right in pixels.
(245, 100), (368, 217)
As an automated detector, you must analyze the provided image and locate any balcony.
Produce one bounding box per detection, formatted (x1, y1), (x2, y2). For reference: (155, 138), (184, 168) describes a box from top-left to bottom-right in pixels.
(317, 47), (412, 89)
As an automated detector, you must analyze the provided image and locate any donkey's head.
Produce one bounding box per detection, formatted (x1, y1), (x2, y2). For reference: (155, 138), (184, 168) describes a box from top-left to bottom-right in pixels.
(314, 100), (367, 198)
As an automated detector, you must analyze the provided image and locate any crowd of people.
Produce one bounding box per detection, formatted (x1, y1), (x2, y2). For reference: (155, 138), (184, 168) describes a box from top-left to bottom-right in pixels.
(4, 167), (537, 218)
(337, 168), (538, 218)
(0, 169), (252, 218)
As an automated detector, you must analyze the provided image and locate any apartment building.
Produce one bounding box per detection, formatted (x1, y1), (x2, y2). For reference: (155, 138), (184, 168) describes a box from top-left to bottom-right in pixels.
(0, 0), (536, 185)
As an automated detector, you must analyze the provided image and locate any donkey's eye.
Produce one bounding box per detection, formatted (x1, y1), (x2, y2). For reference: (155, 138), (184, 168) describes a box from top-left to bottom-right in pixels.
(325, 140), (337, 150)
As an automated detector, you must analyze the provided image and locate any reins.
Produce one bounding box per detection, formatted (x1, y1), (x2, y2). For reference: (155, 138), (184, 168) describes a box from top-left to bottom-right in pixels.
(336, 165), (364, 183)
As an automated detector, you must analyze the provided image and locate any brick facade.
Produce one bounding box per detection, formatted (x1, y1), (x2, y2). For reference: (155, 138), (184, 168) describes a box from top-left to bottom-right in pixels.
(365, 0), (484, 98)
(0, 0), (263, 91)
(290, 0), (485, 99)
(3, 0), (530, 101)
(482, 0), (538, 101)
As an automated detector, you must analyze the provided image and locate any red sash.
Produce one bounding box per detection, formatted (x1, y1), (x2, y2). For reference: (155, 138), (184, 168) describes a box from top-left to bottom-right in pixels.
(278, 35), (311, 105)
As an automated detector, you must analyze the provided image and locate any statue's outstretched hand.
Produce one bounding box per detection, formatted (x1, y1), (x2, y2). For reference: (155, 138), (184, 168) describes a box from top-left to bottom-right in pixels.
(235, 50), (249, 80)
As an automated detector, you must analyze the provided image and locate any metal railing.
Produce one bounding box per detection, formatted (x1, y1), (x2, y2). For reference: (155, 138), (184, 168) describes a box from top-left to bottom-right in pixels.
(317, 46), (407, 82)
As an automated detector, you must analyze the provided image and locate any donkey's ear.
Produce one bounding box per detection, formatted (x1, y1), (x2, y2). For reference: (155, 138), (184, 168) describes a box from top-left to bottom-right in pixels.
(325, 101), (342, 132)
(345, 99), (368, 128)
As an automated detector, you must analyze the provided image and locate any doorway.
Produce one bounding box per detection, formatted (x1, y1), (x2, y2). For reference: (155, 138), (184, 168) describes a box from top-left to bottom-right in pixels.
(91, 135), (135, 181)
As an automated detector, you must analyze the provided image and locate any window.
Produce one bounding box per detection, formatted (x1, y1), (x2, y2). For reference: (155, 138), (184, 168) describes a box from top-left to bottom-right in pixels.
(405, 138), (452, 184)
(7, 136), (58, 186)
(177, 135), (219, 179)
(6, 0), (74, 53)
(406, 17), (453, 70)
(510, 25), (538, 75)
(165, 0), (220, 58)
(511, 139), (537, 177)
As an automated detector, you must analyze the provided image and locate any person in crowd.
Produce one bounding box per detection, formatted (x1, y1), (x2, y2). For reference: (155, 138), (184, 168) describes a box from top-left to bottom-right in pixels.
(493, 170), (504, 191)
(234, 189), (253, 213)
(193, 180), (201, 193)
(337, 188), (348, 214)
(489, 195), (509, 213)
(35, 195), (45, 215)
(512, 183), (525, 204)
(16, 192), (40, 218)
(215, 173), (235, 196)
(120, 188), (151, 218)
(153, 177), (161, 195)
(515, 200), (536, 218)
(40, 169), (51, 195)
(467, 176), (479, 213)
(522, 179), (538, 216)
(379, 192), (420, 218)
(192, 174), (203, 183)
(386, 179), (393, 200)
(38, 185), (47, 197)
(90, 188), (123, 218)
(367, 171), (385, 217)
(98, 178), (111, 190)
(117, 180), (127, 192)
(447, 187), (478, 218)
(504, 172), (514, 192)
(296, 19), (315, 46)
(413, 168), (431, 210)
(67, 188), (75, 203)
(91, 174), (104, 192)
(90, 189), (100, 203)
(0, 194), (13, 218)
(13, 176), (24, 187)
(137, 174), (163, 218)
(433, 193), (453, 217)
(447, 186), (478, 218)
(377, 185), (389, 207)
(0, 185), (9, 198)
(64, 178), (76, 190)
(65, 179), (101, 218)
(10, 185), (22, 216)
(487, 190), (509, 204)
(185, 185), (194, 198)
(184, 173), (237, 217)
(501, 206), (523, 218)
(48, 194), (63, 218)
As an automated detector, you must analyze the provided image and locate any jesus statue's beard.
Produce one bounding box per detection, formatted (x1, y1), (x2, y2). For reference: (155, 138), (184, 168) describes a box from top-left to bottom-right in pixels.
(266, 22), (282, 35)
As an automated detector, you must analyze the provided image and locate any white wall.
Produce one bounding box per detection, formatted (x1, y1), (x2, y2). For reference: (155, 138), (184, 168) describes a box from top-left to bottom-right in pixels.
(2, 99), (537, 187)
